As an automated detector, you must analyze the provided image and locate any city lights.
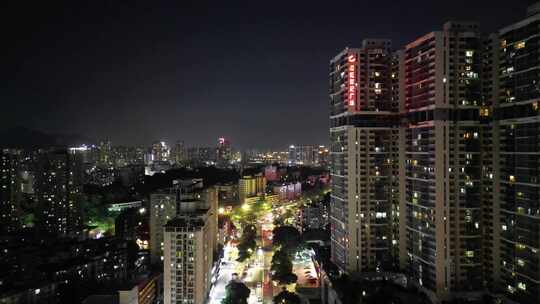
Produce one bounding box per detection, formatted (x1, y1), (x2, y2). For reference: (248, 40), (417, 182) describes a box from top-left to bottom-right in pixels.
(1, 2), (536, 304)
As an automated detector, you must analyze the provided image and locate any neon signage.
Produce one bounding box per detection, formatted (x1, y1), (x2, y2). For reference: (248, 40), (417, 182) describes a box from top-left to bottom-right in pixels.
(347, 54), (356, 106)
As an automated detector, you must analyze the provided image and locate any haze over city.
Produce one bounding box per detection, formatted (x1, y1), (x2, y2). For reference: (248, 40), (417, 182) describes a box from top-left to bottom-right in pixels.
(1, 0), (529, 148)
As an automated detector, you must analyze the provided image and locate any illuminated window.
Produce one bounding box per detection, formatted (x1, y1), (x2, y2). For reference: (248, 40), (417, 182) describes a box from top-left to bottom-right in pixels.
(465, 50), (474, 57)
(515, 41), (526, 49)
(465, 250), (474, 257)
(509, 175), (516, 183)
(517, 282), (526, 291)
(375, 212), (387, 218)
(502, 224), (507, 231)
(517, 259), (525, 267)
(480, 107), (490, 117)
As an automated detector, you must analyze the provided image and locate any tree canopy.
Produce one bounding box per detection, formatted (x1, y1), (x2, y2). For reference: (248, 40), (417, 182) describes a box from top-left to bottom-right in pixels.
(273, 225), (301, 253)
(221, 281), (251, 304)
(237, 224), (257, 262)
(271, 249), (297, 284)
(273, 289), (301, 304)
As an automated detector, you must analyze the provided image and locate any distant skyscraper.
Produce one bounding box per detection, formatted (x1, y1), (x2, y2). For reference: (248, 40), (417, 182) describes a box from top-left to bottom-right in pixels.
(171, 140), (186, 166)
(151, 141), (170, 163)
(314, 145), (330, 167)
(288, 145), (327, 166)
(0, 149), (22, 233)
(329, 39), (398, 273)
(34, 148), (84, 236)
(186, 146), (214, 166)
(97, 140), (112, 168)
(216, 137), (232, 168)
(288, 145), (314, 165)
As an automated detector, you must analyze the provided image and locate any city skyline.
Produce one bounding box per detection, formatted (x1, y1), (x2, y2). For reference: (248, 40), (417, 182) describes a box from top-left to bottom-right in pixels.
(1, 1), (539, 304)
(2, 1), (530, 148)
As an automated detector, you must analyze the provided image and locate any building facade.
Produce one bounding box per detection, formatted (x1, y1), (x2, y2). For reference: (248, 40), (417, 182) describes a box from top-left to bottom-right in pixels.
(494, 4), (540, 303)
(34, 149), (84, 237)
(238, 173), (266, 204)
(150, 180), (218, 264)
(162, 181), (215, 304)
(328, 6), (540, 302)
(0, 149), (22, 234)
(150, 189), (177, 263)
(329, 39), (399, 273)
(216, 137), (232, 168)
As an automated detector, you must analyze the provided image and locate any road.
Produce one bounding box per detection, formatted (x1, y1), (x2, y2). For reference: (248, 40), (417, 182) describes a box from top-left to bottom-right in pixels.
(209, 198), (319, 304)
(208, 243), (265, 304)
(208, 244), (239, 303)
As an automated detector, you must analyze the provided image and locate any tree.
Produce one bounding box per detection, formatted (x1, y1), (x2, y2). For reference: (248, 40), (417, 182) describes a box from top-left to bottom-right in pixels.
(271, 249), (297, 284)
(237, 224), (257, 262)
(273, 226), (301, 253)
(273, 288), (301, 304)
(222, 281), (250, 304)
(237, 237), (256, 262)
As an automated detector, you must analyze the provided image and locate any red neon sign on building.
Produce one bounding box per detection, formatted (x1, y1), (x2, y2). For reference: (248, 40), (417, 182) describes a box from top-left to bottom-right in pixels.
(347, 54), (356, 107)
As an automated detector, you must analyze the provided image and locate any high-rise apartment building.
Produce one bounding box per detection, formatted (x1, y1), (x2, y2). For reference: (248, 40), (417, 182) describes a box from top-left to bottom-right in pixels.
(288, 144), (329, 166)
(162, 179), (217, 304)
(238, 173), (267, 204)
(150, 179), (218, 263)
(186, 146), (214, 166)
(398, 21), (490, 301)
(0, 149), (22, 233)
(216, 137), (232, 168)
(329, 39), (398, 273)
(171, 141), (186, 166)
(34, 148), (84, 236)
(97, 140), (113, 168)
(151, 141), (170, 163)
(327, 4), (540, 303)
(315, 145), (330, 167)
(493, 4), (540, 303)
(150, 188), (179, 263)
(288, 145), (314, 165)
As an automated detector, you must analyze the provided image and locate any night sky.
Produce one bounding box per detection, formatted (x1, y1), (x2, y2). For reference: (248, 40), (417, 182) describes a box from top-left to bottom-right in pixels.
(1, 0), (532, 149)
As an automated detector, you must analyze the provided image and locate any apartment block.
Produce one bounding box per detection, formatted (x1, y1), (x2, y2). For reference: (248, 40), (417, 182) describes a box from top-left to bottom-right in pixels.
(329, 39), (399, 273)
(494, 4), (540, 302)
